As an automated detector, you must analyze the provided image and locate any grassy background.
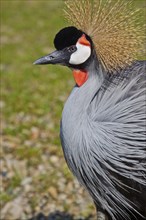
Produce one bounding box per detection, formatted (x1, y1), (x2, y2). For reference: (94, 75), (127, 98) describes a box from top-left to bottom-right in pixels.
(0, 0), (145, 220)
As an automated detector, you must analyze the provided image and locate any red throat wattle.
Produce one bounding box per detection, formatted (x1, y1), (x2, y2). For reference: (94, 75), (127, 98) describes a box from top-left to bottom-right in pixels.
(73, 69), (88, 87)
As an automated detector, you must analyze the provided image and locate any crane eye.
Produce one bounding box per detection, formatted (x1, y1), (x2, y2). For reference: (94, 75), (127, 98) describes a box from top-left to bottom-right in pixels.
(68, 46), (77, 53)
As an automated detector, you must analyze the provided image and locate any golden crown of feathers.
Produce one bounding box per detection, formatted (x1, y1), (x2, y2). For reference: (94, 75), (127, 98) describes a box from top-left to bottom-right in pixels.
(64, 0), (145, 72)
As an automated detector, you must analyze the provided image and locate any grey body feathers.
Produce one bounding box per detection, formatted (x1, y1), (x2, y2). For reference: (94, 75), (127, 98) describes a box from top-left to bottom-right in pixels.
(60, 59), (146, 220)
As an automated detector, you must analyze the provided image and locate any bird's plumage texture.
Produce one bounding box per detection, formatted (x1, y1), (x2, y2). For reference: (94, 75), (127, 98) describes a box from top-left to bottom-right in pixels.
(64, 0), (145, 72)
(34, 0), (146, 219)
(60, 60), (146, 220)
(62, 2), (146, 218)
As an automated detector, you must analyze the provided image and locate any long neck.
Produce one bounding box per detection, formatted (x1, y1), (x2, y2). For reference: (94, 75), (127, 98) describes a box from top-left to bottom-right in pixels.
(63, 52), (105, 120)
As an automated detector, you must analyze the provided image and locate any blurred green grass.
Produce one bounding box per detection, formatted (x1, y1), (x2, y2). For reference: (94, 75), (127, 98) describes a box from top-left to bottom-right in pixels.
(0, 0), (145, 218)
(1, 0), (75, 150)
(1, 0), (75, 214)
(1, 0), (72, 116)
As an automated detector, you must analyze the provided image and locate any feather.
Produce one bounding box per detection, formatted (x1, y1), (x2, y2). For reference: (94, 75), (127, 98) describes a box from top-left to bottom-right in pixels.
(64, 0), (145, 72)
(60, 60), (146, 220)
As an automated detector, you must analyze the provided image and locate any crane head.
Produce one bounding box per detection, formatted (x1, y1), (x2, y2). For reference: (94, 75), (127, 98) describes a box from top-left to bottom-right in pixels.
(33, 26), (93, 69)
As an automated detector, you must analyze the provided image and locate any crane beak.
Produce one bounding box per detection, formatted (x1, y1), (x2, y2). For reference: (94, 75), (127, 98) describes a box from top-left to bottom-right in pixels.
(33, 49), (70, 65)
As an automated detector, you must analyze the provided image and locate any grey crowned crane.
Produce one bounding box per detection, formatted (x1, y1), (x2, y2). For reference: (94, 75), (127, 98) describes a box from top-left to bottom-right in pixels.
(34, 0), (146, 219)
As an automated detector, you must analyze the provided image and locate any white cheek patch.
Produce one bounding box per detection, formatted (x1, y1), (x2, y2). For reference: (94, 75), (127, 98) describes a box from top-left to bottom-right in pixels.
(69, 43), (91, 65)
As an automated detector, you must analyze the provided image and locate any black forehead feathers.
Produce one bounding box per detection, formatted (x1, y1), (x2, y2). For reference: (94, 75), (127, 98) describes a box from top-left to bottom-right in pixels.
(54, 26), (83, 50)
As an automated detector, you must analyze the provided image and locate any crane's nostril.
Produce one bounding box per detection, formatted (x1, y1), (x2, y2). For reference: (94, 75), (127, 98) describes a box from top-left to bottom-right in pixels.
(49, 56), (54, 59)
